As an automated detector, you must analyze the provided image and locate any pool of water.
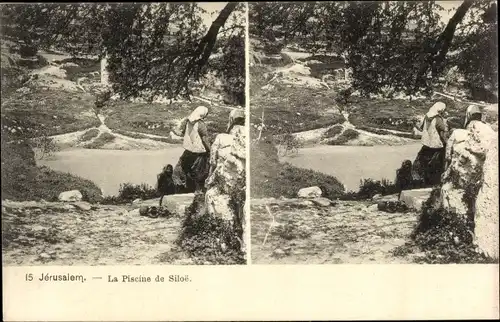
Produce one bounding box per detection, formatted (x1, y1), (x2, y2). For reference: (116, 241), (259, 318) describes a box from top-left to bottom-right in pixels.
(281, 143), (422, 192)
(38, 147), (185, 196)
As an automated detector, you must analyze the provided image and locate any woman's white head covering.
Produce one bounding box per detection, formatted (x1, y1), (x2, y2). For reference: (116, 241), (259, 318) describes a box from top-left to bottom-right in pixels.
(187, 105), (209, 123)
(464, 104), (482, 127)
(426, 101), (447, 118)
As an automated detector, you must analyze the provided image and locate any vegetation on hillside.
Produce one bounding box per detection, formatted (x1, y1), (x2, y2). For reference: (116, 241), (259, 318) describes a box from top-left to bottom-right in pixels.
(1, 3), (246, 104)
(249, 1), (498, 102)
(1, 136), (102, 203)
(250, 133), (345, 200)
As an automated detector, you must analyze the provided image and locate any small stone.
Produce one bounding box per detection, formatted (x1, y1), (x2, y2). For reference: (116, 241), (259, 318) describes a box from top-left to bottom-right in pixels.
(73, 201), (92, 211)
(139, 207), (149, 216)
(311, 197), (333, 207)
(39, 253), (51, 260)
(63, 204), (75, 211)
(272, 248), (285, 257)
(128, 209), (140, 216)
(132, 198), (142, 204)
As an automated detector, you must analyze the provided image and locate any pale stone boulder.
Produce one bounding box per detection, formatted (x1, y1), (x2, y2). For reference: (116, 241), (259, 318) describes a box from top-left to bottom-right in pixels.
(204, 125), (246, 222)
(58, 190), (82, 202)
(438, 120), (498, 258)
(297, 186), (322, 198)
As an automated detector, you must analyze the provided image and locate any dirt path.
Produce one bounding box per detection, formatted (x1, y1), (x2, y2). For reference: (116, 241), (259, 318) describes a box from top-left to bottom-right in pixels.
(251, 198), (420, 264)
(2, 197), (195, 265)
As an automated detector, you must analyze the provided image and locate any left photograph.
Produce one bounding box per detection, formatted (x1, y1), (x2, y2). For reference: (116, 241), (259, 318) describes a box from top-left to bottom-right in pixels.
(1, 2), (247, 265)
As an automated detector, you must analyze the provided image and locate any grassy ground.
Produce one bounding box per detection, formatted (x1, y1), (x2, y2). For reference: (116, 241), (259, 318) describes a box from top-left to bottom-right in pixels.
(347, 96), (469, 132)
(250, 134), (345, 200)
(1, 88), (100, 139)
(106, 100), (232, 138)
(1, 137), (102, 203)
(111, 128), (180, 144)
(250, 66), (346, 135)
(250, 64), (475, 138)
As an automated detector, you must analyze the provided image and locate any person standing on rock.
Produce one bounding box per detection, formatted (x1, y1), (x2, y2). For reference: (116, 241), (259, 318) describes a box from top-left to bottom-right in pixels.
(176, 105), (211, 194)
(413, 101), (448, 186)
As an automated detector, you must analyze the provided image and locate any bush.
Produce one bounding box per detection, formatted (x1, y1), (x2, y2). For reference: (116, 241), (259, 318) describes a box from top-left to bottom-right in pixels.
(327, 128), (359, 145)
(31, 136), (59, 160)
(340, 178), (398, 200)
(19, 45), (37, 58)
(393, 188), (498, 264)
(84, 132), (115, 149)
(78, 128), (100, 142)
(177, 195), (245, 265)
(116, 183), (158, 202)
(322, 125), (344, 139)
(250, 140), (345, 199)
(1, 138), (102, 203)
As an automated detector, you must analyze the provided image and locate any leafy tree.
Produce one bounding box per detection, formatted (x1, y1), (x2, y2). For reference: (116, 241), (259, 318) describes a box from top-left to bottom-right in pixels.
(249, 1), (496, 100)
(451, 1), (497, 101)
(0, 3), (243, 102)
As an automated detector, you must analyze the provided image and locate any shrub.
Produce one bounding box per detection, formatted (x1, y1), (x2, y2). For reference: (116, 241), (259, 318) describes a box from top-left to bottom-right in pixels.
(30, 136), (59, 160)
(78, 128), (100, 142)
(84, 132), (115, 149)
(19, 45), (37, 58)
(177, 195), (245, 265)
(1, 138), (102, 203)
(340, 178), (398, 200)
(116, 183), (158, 202)
(357, 178), (398, 199)
(250, 140), (345, 199)
(327, 128), (359, 145)
(322, 125), (344, 139)
(393, 188), (497, 264)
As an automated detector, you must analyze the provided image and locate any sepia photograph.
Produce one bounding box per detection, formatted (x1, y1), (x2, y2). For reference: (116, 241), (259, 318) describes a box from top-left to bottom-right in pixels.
(249, 1), (498, 264)
(1, 2), (247, 266)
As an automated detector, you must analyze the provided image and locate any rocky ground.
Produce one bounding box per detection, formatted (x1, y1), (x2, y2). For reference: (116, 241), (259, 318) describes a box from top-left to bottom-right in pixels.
(1, 195), (197, 266)
(251, 197), (424, 264)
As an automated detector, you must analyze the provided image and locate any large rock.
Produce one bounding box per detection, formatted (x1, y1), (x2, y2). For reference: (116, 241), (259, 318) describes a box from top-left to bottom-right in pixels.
(474, 132), (499, 258)
(204, 125), (246, 252)
(58, 190), (82, 202)
(133, 194), (195, 216)
(399, 188), (433, 211)
(438, 120), (498, 258)
(297, 186), (322, 199)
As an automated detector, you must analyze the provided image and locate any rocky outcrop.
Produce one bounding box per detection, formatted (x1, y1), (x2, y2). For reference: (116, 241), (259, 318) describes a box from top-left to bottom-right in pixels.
(438, 120), (498, 258)
(204, 125), (246, 252)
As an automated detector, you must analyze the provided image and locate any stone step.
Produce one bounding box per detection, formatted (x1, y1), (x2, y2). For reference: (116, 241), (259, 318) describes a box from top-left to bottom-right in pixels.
(399, 188), (433, 211)
(132, 193), (195, 215)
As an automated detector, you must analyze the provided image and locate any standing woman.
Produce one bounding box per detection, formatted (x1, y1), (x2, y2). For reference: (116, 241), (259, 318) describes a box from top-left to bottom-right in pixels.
(413, 101), (448, 186)
(176, 105), (211, 194)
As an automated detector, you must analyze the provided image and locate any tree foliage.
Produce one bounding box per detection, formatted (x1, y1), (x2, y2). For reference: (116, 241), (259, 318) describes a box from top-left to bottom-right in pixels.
(0, 3), (244, 102)
(249, 1), (497, 100)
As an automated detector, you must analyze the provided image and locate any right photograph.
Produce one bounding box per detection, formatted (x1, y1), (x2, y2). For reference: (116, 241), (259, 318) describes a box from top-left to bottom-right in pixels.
(249, 1), (498, 264)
